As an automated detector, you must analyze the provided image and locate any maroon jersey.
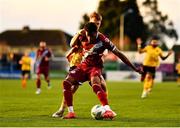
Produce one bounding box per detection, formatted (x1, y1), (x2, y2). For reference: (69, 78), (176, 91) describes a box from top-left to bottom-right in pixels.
(68, 33), (116, 84)
(36, 48), (52, 67)
(80, 33), (116, 68)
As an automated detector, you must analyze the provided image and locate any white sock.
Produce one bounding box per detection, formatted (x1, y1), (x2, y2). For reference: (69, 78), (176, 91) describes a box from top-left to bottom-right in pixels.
(103, 105), (111, 111)
(67, 106), (74, 113)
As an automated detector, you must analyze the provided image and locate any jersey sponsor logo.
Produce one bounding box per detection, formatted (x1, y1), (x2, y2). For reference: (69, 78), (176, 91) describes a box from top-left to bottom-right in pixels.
(82, 42), (103, 61)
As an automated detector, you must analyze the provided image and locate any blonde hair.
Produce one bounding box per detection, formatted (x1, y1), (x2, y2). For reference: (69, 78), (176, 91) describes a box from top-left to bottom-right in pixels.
(89, 12), (102, 21)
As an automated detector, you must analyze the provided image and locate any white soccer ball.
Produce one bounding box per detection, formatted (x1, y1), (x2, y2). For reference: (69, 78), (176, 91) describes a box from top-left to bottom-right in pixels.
(91, 104), (105, 120)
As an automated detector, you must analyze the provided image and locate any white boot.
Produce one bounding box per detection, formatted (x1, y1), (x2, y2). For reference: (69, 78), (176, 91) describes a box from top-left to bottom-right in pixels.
(35, 88), (41, 95)
(52, 110), (64, 118)
(141, 91), (148, 98)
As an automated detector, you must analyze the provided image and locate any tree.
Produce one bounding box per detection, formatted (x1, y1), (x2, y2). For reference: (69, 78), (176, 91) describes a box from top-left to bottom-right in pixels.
(79, 0), (178, 50)
(142, 0), (178, 50)
(80, 0), (147, 50)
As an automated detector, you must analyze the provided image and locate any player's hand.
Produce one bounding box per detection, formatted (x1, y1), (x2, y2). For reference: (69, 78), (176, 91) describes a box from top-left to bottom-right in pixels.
(168, 50), (173, 55)
(135, 66), (144, 74)
(45, 57), (49, 61)
(136, 38), (142, 45)
(19, 60), (22, 64)
(66, 54), (72, 62)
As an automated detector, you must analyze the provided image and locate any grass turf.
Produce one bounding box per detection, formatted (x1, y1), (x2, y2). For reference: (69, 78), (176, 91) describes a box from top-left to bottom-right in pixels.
(0, 79), (180, 127)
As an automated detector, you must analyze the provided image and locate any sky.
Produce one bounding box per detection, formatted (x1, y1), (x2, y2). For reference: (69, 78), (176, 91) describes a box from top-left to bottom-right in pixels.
(0, 0), (99, 35)
(0, 0), (180, 46)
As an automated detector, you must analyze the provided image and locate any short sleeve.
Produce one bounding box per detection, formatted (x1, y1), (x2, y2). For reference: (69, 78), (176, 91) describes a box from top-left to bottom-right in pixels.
(102, 36), (116, 51)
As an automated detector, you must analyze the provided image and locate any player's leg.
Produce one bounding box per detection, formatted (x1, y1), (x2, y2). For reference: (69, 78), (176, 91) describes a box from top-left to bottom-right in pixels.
(146, 68), (156, 93)
(100, 75), (108, 95)
(43, 68), (51, 89)
(89, 75), (107, 93)
(21, 71), (26, 88)
(36, 72), (41, 94)
(62, 67), (87, 119)
(53, 67), (85, 119)
(141, 66), (147, 82)
(148, 73), (155, 93)
(22, 72), (29, 88)
(100, 75), (117, 119)
(141, 72), (153, 98)
(91, 75), (116, 119)
(62, 77), (78, 119)
(52, 85), (79, 118)
(91, 76), (108, 105)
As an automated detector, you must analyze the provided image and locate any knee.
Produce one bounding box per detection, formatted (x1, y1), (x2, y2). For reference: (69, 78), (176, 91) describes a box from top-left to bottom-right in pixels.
(36, 77), (40, 81)
(37, 75), (40, 79)
(63, 80), (72, 90)
(91, 76), (101, 85)
(146, 73), (152, 80)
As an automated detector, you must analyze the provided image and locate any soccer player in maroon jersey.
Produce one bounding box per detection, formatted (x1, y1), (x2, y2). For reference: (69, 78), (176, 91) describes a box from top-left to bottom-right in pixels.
(35, 41), (52, 94)
(52, 12), (108, 118)
(62, 22), (143, 119)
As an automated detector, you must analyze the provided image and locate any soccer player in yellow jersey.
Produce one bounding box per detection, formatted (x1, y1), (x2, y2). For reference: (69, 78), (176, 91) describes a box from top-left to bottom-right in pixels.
(19, 51), (31, 88)
(66, 46), (83, 71)
(175, 58), (180, 86)
(52, 12), (107, 118)
(137, 36), (173, 98)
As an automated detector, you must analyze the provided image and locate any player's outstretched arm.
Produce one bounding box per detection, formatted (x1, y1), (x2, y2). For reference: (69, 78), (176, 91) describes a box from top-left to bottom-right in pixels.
(136, 38), (146, 54)
(160, 50), (173, 60)
(112, 48), (143, 74)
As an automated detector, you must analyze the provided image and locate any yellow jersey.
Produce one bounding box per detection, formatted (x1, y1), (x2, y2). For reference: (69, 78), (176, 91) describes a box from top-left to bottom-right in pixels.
(176, 63), (180, 74)
(142, 45), (163, 67)
(21, 56), (31, 71)
(69, 48), (83, 67)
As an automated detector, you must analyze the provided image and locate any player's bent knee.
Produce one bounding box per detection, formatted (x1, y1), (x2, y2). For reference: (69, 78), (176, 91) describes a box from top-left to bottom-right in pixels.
(63, 80), (73, 90)
(71, 85), (79, 93)
(146, 73), (152, 80)
(36, 78), (40, 81)
(92, 84), (102, 94)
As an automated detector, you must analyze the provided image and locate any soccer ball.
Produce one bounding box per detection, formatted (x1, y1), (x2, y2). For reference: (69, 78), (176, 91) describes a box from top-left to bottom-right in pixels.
(91, 105), (105, 120)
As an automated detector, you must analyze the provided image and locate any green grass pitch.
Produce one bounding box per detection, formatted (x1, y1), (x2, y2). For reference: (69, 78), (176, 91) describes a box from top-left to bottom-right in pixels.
(0, 79), (180, 127)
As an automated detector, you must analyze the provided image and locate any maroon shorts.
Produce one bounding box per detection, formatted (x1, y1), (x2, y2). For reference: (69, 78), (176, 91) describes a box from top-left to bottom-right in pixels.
(68, 63), (102, 84)
(37, 67), (49, 77)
